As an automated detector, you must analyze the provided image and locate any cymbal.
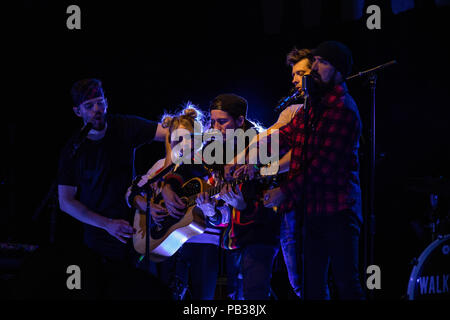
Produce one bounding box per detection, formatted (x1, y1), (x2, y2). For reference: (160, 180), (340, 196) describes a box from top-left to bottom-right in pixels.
(408, 176), (450, 195)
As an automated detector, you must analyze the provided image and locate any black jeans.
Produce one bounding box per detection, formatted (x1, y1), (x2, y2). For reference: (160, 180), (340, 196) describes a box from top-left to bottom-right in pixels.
(158, 243), (219, 300)
(226, 244), (279, 300)
(303, 211), (366, 300)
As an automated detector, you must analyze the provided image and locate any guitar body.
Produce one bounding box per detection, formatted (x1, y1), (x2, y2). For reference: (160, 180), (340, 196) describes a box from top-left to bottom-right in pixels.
(133, 177), (210, 262)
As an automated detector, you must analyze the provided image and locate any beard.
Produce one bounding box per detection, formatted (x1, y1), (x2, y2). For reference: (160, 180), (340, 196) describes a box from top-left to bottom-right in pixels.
(310, 70), (336, 99)
(91, 113), (106, 131)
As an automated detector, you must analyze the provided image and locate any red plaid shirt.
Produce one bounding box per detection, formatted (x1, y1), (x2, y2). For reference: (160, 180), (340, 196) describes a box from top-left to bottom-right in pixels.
(278, 83), (362, 221)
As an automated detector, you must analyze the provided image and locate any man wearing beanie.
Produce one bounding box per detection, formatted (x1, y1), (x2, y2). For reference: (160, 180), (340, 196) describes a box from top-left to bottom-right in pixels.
(263, 41), (365, 299)
(57, 78), (171, 298)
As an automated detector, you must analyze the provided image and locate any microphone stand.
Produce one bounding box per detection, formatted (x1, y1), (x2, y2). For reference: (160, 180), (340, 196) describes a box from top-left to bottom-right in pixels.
(300, 91), (310, 301)
(346, 60), (396, 299)
(137, 162), (175, 271)
(144, 181), (153, 272)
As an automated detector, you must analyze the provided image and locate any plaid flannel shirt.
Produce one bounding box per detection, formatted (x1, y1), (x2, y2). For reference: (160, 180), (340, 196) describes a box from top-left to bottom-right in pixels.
(278, 83), (363, 221)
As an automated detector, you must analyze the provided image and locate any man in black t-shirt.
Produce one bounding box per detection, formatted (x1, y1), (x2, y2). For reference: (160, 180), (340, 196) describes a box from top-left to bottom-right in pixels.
(58, 79), (169, 262)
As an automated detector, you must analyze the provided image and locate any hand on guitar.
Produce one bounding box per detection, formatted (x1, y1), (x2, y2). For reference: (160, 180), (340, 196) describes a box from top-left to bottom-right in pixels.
(232, 164), (257, 180)
(196, 192), (216, 217)
(150, 202), (168, 223)
(224, 164), (236, 181)
(161, 184), (186, 218)
(219, 184), (247, 211)
(104, 219), (136, 244)
(263, 187), (286, 208)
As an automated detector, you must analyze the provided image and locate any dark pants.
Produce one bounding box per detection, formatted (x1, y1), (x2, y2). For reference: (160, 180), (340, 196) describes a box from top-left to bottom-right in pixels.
(280, 210), (303, 298)
(303, 211), (365, 300)
(226, 244), (279, 300)
(158, 243), (219, 300)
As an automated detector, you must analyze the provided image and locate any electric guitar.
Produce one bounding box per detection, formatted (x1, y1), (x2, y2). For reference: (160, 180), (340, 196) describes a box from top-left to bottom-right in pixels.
(132, 173), (279, 262)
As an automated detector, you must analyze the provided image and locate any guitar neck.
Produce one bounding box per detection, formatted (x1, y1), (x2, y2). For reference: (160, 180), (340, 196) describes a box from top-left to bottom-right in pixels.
(186, 175), (266, 207)
(209, 178), (246, 198)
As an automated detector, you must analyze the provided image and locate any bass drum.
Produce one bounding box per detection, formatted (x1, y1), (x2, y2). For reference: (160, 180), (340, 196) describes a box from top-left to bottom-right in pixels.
(407, 234), (450, 300)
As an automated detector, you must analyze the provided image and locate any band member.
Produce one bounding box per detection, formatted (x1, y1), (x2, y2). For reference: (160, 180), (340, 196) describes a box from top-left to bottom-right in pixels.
(263, 41), (366, 299)
(128, 106), (222, 300)
(197, 93), (281, 300)
(275, 47), (313, 298)
(57, 78), (171, 298)
(231, 49), (313, 298)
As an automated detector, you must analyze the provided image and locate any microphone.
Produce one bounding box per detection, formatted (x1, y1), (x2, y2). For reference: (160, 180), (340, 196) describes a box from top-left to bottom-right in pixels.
(71, 122), (93, 157)
(301, 75), (313, 98)
(275, 87), (301, 112)
(78, 122), (93, 140)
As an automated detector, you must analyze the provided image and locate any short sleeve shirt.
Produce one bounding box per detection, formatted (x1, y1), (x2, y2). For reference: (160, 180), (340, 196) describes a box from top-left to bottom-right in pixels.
(58, 114), (158, 259)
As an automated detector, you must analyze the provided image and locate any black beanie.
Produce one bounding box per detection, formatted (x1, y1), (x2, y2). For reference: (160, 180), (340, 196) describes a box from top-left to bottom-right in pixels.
(312, 41), (353, 78)
(209, 93), (248, 119)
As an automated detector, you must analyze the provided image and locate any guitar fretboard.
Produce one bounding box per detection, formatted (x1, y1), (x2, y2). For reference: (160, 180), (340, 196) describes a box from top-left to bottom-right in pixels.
(186, 175), (273, 207)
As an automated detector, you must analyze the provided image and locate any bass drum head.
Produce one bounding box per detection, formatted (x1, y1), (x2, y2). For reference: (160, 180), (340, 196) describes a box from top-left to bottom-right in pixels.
(407, 234), (450, 300)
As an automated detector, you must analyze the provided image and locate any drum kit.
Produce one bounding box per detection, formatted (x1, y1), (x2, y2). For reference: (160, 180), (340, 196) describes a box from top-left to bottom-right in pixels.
(405, 176), (449, 300)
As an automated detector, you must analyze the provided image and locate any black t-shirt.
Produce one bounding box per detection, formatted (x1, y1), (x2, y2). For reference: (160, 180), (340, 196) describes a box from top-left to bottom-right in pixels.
(58, 114), (158, 260)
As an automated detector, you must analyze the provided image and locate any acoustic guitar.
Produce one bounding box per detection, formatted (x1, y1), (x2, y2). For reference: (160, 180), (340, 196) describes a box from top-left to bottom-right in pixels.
(132, 173), (276, 262)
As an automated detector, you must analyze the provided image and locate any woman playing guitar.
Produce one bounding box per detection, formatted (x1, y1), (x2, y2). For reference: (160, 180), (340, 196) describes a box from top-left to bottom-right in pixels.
(127, 105), (223, 300)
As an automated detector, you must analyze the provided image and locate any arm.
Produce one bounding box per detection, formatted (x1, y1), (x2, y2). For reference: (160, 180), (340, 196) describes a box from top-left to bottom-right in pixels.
(58, 185), (108, 228)
(231, 116), (296, 169)
(231, 105), (299, 166)
(122, 116), (168, 146)
(248, 104), (299, 151)
(233, 126), (294, 177)
(154, 123), (169, 142)
(59, 185), (134, 243)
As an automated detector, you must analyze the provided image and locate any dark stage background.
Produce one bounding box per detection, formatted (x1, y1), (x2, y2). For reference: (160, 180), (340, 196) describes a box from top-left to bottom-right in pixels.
(1, 0), (449, 300)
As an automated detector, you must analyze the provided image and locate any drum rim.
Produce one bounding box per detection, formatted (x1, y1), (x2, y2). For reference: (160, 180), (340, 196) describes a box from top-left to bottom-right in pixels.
(406, 234), (450, 300)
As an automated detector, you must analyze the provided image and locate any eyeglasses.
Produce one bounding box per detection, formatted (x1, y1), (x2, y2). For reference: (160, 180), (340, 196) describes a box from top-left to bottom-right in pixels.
(79, 98), (107, 110)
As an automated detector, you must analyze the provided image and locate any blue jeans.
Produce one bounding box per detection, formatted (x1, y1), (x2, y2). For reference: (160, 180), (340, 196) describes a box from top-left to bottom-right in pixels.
(303, 211), (365, 300)
(226, 244), (279, 300)
(280, 210), (303, 298)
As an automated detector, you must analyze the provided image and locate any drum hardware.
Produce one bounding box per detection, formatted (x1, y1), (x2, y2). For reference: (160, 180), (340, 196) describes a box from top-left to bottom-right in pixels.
(408, 176), (450, 242)
(409, 257), (418, 266)
(405, 176), (450, 299)
(406, 234), (450, 300)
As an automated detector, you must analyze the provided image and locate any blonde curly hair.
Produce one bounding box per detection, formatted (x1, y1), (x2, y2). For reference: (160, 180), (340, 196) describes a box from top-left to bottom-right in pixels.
(161, 102), (204, 134)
